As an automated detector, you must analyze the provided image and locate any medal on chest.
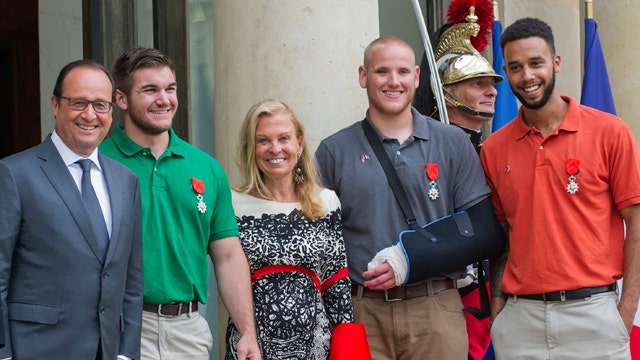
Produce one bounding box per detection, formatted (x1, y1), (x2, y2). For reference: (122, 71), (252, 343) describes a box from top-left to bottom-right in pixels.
(565, 158), (580, 195)
(191, 177), (208, 213)
(426, 163), (439, 200)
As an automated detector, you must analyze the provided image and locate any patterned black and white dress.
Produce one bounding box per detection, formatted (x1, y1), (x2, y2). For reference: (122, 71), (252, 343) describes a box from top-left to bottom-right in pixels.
(225, 189), (353, 360)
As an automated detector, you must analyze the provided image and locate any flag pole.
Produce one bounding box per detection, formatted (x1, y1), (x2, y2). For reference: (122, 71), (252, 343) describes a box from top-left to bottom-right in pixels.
(585, 0), (593, 19)
(410, 0), (449, 124)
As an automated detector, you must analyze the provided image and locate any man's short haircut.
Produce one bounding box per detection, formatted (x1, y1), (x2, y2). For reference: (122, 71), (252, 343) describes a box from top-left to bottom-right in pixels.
(53, 59), (115, 102)
(112, 47), (174, 94)
(500, 17), (555, 55)
(363, 35), (415, 69)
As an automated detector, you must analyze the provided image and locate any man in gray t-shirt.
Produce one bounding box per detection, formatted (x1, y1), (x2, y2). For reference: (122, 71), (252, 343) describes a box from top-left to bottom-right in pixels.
(315, 36), (490, 360)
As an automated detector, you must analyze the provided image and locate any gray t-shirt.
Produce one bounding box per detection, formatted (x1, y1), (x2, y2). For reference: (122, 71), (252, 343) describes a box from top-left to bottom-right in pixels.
(315, 108), (490, 284)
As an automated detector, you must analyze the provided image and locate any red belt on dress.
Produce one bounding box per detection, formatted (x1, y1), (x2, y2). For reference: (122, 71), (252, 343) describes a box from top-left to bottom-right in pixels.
(251, 264), (349, 293)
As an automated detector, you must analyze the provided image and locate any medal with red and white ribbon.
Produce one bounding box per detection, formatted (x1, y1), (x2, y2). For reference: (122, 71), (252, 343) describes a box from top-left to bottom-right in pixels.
(191, 177), (207, 213)
(565, 158), (580, 195)
(426, 163), (439, 200)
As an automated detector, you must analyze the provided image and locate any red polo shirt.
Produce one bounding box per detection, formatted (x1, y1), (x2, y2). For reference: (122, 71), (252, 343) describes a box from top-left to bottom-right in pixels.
(480, 96), (640, 294)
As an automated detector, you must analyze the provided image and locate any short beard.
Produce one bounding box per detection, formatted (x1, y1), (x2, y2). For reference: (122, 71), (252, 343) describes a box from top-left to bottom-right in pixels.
(128, 110), (173, 135)
(513, 72), (555, 110)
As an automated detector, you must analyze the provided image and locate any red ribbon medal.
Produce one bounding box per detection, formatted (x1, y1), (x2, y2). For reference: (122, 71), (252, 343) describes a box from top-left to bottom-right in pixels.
(565, 158), (580, 194)
(191, 177), (207, 213)
(426, 164), (439, 200)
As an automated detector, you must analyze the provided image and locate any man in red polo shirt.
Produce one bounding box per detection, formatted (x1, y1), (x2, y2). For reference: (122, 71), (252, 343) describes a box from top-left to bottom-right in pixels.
(481, 17), (640, 359)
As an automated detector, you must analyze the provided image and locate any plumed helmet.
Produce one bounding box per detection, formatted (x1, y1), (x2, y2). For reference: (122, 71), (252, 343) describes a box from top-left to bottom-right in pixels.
(435, 0), (502, 86)
(437, 52), (503, 86)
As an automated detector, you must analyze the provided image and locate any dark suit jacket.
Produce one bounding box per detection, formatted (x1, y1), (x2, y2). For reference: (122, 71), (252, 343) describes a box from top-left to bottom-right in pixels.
(0, 136), (143, 359)
(0, 299), (3, 349)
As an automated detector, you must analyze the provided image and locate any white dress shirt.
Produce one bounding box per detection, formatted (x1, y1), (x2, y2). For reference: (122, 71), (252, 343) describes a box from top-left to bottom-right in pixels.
(51, 131), (112, 237)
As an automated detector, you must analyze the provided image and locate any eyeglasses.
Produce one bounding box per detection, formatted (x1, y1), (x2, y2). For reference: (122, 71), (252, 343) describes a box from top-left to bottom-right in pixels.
(59, 96), (113, 113)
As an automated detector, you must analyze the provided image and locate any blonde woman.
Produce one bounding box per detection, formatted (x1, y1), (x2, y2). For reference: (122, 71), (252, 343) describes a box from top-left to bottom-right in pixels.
(225, 99), (353, 359)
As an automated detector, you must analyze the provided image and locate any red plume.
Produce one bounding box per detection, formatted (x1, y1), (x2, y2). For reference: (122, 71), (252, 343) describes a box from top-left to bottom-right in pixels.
(446, 0), (494, 53)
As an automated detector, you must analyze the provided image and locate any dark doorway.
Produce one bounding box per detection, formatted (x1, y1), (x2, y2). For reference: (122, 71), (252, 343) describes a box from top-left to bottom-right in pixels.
(0, 0), (40, 159)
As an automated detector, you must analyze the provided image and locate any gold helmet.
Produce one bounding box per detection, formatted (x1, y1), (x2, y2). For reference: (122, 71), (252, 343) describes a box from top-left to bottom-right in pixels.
(435, 6), (502, 86)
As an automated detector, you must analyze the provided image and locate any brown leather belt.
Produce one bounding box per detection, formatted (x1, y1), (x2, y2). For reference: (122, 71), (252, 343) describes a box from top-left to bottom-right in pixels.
(509, 283), (617, 302)
(351, 279), (456, 302)
(143, 301), (198, 316)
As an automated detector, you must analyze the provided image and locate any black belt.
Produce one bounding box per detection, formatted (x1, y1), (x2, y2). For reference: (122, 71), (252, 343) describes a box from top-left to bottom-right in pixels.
(510, 283), (616, 302)
(143, 301), (198, 316)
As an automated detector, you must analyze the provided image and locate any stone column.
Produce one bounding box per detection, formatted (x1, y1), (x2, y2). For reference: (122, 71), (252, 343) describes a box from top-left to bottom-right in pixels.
(213, 0), (379, 186)
(593, 0), (640, 134)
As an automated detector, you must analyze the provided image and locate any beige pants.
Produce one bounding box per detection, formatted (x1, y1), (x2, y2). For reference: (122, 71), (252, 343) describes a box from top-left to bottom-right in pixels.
(491, 292), (630, 360)
(352, 288), (468, 360)
(141, 310), (213, 360)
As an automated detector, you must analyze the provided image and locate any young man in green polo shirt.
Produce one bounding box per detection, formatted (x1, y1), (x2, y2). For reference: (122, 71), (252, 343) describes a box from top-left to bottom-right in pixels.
(100, 47), (261, 360)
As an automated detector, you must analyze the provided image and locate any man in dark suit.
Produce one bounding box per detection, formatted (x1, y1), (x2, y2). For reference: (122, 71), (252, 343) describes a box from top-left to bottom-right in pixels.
(0, 59), (143, 359)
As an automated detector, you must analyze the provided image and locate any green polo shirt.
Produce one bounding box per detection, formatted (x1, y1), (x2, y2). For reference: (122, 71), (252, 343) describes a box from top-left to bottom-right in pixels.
(100, 125), (238, 304)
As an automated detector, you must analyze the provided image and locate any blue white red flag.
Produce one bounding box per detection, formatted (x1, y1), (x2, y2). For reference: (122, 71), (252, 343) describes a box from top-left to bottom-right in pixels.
(491, 19), (518, 132)
(580, 18), (616, 114)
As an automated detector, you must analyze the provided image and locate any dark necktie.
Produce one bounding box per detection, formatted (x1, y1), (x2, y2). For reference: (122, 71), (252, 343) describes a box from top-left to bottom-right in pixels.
(77, 159), (109, 260)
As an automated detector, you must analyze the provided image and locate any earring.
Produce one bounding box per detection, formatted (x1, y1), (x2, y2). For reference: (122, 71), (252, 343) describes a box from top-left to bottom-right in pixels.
(294, 157), (304, 185)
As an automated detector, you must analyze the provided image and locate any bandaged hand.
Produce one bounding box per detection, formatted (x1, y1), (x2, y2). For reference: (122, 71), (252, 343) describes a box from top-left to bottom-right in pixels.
(367, 244), (407, 286)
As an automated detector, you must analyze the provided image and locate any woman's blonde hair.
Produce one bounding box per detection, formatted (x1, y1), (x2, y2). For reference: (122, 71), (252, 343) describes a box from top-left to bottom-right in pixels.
(236, 99), (325, 220)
